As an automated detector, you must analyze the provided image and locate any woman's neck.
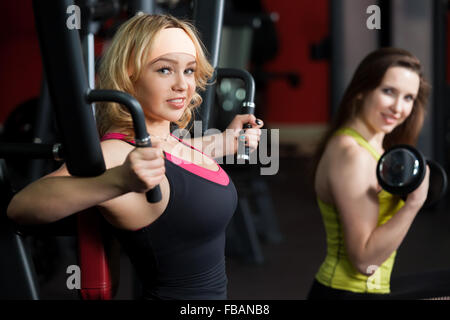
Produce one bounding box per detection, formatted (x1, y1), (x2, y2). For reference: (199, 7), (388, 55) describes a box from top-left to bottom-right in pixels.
(145, 119), (171, 139)
(347, 118), (385, 152)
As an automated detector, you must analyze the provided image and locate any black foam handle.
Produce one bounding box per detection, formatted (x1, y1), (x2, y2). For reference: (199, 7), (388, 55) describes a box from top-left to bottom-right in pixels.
(238, 103), (255, 161)
(146, 185), (162, 203)
(135, 140), (162, 204)
(243, 123), (252, 158)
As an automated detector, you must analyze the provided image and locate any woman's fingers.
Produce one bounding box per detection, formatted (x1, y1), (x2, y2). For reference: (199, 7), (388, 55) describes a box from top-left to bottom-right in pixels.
(227, 114), (264, 131)
(240, 128), (262, 151)
(124, 145), (166, 193)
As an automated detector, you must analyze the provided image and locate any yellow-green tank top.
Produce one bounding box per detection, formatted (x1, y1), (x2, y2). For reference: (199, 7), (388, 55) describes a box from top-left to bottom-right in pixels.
(315, 127), (404, 294)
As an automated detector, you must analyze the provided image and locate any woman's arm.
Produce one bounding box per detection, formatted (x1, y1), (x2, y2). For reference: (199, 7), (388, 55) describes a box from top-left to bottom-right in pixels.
(329, 141), (429, 275)
(188, 114), (263, 158)
(6, 140), (165, 225)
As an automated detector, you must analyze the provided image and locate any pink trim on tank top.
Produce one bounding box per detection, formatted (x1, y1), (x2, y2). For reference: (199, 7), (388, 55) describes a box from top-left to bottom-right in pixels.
(100, 132), (229, 186)
(101, 132), (135, 144)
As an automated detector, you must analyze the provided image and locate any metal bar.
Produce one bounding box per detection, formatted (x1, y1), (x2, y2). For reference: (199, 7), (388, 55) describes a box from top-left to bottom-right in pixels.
(0, 143), (63, 160)
(379, 0), (392, 47)
(86, 89), (162, 203)
(33, 0), (106, 177)
(216, 68), (256, 161)
(432, 0), (447, 166)
(86, 90), (148, 144)
(192, 0), (225, 132)
(14, 234), (39, 300)
(216, 68), (255, 103)
(29, 76), (54, 182)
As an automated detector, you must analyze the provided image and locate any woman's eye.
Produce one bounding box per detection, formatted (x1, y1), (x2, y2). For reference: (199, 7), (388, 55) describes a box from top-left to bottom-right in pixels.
(404, 95), (414, 102)
(382, 88), (393, 95)
(158, 67), (171, 74)
(185, 68), (195, 75)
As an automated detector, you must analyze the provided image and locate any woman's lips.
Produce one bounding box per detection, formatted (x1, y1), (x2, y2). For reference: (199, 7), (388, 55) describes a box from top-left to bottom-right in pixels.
(381, 113), (399, 125)
(167, 98), (186, 109)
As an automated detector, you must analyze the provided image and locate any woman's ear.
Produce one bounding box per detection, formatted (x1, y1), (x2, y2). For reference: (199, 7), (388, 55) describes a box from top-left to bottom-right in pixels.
(128, 67), (134, 80)
(127, 57), (136, 80)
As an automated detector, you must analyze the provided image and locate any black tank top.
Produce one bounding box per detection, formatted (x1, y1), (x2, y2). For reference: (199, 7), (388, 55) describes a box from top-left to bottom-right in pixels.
(101, 133), (238, 300)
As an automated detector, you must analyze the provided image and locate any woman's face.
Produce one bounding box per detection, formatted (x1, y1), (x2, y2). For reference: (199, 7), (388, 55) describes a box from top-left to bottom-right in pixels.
(134, 52), (197, 123)
(360, 66), (420, 134)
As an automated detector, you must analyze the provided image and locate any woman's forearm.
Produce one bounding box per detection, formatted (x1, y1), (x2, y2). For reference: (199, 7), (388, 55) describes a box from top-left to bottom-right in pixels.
(6, 166), (127, 225)
(356, 203), (420, 274)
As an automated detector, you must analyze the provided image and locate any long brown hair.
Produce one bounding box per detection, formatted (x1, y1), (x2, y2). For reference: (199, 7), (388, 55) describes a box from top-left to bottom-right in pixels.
(312, 47), (430, 176)
(95, 14), (214, 139)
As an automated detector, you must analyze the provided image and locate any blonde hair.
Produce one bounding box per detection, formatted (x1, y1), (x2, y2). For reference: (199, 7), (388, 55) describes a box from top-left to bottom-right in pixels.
(96, 14), (214, 139)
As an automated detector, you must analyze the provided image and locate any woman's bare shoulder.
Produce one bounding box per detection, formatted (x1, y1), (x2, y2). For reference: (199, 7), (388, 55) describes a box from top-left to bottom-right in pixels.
(326, 134), (373, 165)
(326, 139), (377, 201)
(316, 135), (373, 200)
(100, 139), (134, 169)
(321, 135), (376, 189)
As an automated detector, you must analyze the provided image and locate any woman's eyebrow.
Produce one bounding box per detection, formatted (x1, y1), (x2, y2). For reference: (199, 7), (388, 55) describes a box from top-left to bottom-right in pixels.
(150, 57), (196, 66)
(383, 83), (417, 97)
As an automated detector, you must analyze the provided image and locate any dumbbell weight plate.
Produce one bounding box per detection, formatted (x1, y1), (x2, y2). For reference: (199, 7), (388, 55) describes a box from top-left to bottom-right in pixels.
(377, 145), (448, 208)
(424, 159), (448, 208)
(377, 145), (426, 195)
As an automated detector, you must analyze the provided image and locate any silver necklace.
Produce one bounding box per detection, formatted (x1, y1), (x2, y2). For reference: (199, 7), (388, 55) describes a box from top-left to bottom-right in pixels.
(149, 133), (171, 142)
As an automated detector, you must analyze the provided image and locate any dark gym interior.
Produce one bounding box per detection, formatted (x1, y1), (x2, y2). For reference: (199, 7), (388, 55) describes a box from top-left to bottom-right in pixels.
(2, 0), (450, 301)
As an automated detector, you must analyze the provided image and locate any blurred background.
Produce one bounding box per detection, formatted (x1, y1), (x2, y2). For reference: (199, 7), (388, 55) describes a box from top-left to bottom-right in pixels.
(1, 0), (450, 300)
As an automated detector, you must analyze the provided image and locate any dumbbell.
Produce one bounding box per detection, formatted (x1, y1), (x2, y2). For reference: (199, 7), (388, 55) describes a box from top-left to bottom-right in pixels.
(376, 145), (448, 208)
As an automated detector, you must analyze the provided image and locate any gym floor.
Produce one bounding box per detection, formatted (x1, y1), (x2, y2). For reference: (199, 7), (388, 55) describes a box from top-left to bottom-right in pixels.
(33, 147), (450, 300)
(226, 152), (450, 300)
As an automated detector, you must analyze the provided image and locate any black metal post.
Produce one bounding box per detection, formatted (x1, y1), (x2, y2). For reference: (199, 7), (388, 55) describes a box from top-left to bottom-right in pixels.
(192, 0), (225, 133)
(433, 0), (447, 167)
(33, 0), (106, 177)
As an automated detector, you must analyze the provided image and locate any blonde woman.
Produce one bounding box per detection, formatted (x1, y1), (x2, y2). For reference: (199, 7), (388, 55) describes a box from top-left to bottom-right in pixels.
(7, 14), (263, 300)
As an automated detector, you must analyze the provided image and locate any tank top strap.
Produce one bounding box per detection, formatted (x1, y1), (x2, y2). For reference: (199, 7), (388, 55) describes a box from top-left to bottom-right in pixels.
(335, 127), (380, 161)
(101, 132), (135, 144)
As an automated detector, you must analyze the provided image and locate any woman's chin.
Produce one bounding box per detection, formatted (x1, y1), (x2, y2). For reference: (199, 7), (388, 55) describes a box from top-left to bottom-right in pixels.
(380, 125), (396, 134)
(160, 110), (185, 123)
